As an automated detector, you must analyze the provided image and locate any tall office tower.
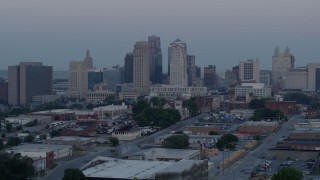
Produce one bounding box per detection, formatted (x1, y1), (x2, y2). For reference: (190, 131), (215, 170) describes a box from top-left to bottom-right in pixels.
(187, 55), (196, 87)
(0, 79), (8, 103)
(272, 46), (295, 89)
(68, 61), (88, 99)
(232, 65), (240, 83)
(148, 35), (163, 84)
(204, 65), (217, 90)
(195, 66), (201, 78)
(225, 70), (237, 87)
(8, 62), (52, 105)
(260, 70), (272, 87)
(133, 41), (150, 87)
(168, 39), (188, 87)
(124, 52), (134, 83)
(84, 50), (93, 70)
(307, 63), (320, 91)
(103, 67), (122, 91)
(88, 70), (103, 91)
(239, 59), (260, 83)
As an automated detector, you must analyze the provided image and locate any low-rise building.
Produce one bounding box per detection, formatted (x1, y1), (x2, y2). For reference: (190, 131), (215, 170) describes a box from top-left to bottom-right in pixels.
(32, 95), (61, 104)
(81, 157), (208, 180)
(93, 103), (128, 118)
(238, 121), (279, 134)
(150, 85), (207, 100)
(30, 109), (76, 121)
(185, 125), (221, 135)
(5, 115), (51, 125)
(45, 136), (96, 149)
(61, 126), (97, 137)
(288, 131), (320, 141)
(294, 119), (320, 131)
(265, 100), (298, 115)
(112, 129), (142, 141)
(235, 83), (271, 98)
(230, 109), (255, 119)
(275, 140), (320, 151)
(85, 83), (115, 103)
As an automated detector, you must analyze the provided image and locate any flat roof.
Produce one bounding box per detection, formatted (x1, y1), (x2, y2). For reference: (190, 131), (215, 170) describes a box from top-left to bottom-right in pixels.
(157, 160), (204, 173)
(127, 148), (199, 160)
(47, 136), (95, 142)
(82, 157), (174, 179)
(241, 121), (279, 126)
(6, 143), (72, 152)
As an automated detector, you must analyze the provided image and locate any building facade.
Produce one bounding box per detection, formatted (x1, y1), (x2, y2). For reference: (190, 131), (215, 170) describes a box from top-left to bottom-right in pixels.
(0, 81), (8, 103)
(187, 55), (196, 87)
(103, 67), (122, 91)
(239, 59), (260, 83)
(8, 62), (53, 105)
(150, 85), (207, 100)
(88, 70), (103, 91)
(203, 65), (217, 90)
(133, 41), (150, 87)
(272, 46), (295, 89)
(67, 61), (88, 99)
(148, 35), (163, 84)
(168, 39), (188, 87)
(260, 70), (272, 87)
(124, 52), (134, 83)
(235, 83), (271, 98)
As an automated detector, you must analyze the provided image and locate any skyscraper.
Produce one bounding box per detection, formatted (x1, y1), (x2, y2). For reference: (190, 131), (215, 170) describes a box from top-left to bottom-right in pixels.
(168, 39), (188, 87)
(67, 50), (93, 98)
(8, 62), (52, 105)
(272, 46), (295, 89)
(133, 41), (150, 87)
(88, 70), (103, 91)
(187, 55), (196, 87)
(204, 65), (217, 90)
(148, 35), (162, 84)
(239, 59), (260, 83)
(124, 52), (134, 84)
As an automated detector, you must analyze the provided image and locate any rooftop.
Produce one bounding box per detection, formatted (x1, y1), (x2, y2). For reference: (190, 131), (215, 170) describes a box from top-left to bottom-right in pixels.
(47, 136), (95, 142)
(6, 143), (72, 152)
(241, 121), (279, 126)
(126, 148), (200, 160)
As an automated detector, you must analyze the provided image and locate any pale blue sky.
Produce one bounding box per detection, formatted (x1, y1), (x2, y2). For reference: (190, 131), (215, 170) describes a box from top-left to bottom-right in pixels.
(0, 0), (319, 73)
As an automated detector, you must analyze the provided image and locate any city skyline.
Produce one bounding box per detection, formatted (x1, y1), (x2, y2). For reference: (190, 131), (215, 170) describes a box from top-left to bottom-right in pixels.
(1, 1), (320, 72)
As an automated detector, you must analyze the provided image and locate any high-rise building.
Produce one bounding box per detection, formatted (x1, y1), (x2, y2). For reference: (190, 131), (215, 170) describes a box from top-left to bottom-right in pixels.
(0, 80), (8, 103)
(8, 62), (52, 105)
(260, 70), (272, 87)
(272, 46), (295, 89)
(148, 35), (162, 84)
(133, 41), (150, 87)
(204, 65), (217, 90)
(187, 55), (196, 87)
(239, 59), (260, 83)
(103, 67), (123, 91)
(195, 66), (201, 78)
(67, 50), (93, 99)
(84, 50), (93, 70)
(124, 52), (134, 84)
(168, 39), (188, 87)
(88, 70), (103, 91)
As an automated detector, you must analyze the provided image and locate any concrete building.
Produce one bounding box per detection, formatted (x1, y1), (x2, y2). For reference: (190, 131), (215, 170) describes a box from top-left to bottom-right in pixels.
(87, 69), (103, 91)
(45, 136), (96, 149)
(32, 95), (60, 104)
(93, 103), (128, 118)
(148, 35), (163, 84)
(187, 55), (196, 87)
(224, 69), (238, 87)
(82, 157), (208, 180)
(150, 85), (207, 100)
(307, 63), (320, 91)
(85, 83), (115, 103)
(229, 109), (255, 119)
(112, 129), (142, 141)
(103, 67), (122, 91)
(133, 41), (150, 87)
(238, 121), (279, 134)
(5, 115), (51, 125)
(272, 46), (295, 89)
(235, 83), (271, 98)
(67, 61), (88, 99)
(168, 39), (188, 87)
(260, 70), (272, 87)
(239, 59), (260, 83)
(204, 65), (217, 90)
(8, 62), (53, 105)
(288, 131), (320, 141)
(124, 52), (134, 83)
(0, 81), (8, 103)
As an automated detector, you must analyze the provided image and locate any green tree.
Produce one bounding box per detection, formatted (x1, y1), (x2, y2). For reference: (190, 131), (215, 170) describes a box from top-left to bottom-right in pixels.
(0, 139), (4, 150)
(24, 135), (35, 143)
(109, 137), (119, 147)
(104, 94), (116, 105)
(6, 137), (21, 146)
(63, 168), (86, 180)
(216, 133), (238, 151)
(252, 108), (285, 121)
(50, 130), (61, 138)
(183, 97), (199, 116)
(0, 152), (35, 180)
(40, 134), (47, 141)
(272, 167), (303, 180)
(283, 92), (310, 105)
(162, 134), (190, 149)
(1, 133), (6, 139)
(132, 100), (149, 114)
(150, 97), (166, 107)
(249, 98), (268, 109)
(6, 123), (13, 132)
(15, 125), (23, 131)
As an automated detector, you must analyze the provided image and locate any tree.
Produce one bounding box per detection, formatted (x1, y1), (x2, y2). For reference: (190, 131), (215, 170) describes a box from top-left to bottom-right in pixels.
(249, 98), (268, 109)
(132, 100), (149, 115)
(1, 133), (6, 139)
(0, 152), (35, 180)
(63, 168), (86, 180)
(6, 123), (12, 132)
(216, 133), (239, 151)
(104, 94), (116, 105)
(50, 130), (61, 138)
(272, 167), (303, 180)
(40, 134), (47, 141)
(0, 139), (4, 150)
(162, 134), (190, 149)
(6, 137), (21, 146)
(109, 137), (119, 147)
(15, 125), (23, 131)
(183, 98), (199, 116)
(150, 97), (166, 107)
(252, 108), (285, 121)
(24, 135), (35, 143)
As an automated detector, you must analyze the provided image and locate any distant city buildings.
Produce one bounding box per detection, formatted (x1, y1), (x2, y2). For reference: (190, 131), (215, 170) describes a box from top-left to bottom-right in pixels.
(239, 59), (260, 83)
(260, 70), (272, 87)
(88, 70), (103, 91)
(8, 62), (52, 105)
(187, 55), (196, 86)
(0, 80), (8, 103)
(272, 46), (295, 90)
(103, 67), (122, 91)
(168, 39), (188, 87)
(133, 41), (150, 87)
(203, 65), (217, 90)
(148, 35), (163, 84)
(123, 52), (134, 84)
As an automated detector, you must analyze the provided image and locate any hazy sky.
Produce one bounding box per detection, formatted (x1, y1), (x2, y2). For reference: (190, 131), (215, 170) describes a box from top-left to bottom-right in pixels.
(1, 0), (319, 73)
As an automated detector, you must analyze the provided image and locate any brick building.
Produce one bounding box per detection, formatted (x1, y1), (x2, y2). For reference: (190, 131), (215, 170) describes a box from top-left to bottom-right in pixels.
(238, 121), (279, 134)
(186, 125), (221, 135)
(265, 100), (298, 115)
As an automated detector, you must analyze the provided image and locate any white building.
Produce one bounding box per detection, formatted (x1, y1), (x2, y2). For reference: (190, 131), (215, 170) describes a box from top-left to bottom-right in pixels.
(112, 129), (142, 141)
(150, 85), (207, 100)
(235, 83), (271, 98)
(93, 103), (128, 118)
(239, 59), (260, 83)
(169, 39), (188, 87)
(67, 61), (88, 99)
(85, 83), (115, 103)
(5, 115), (51, 125)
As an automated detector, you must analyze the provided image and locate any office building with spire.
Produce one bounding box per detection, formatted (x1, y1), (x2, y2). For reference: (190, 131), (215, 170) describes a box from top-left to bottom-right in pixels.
(168, 39), (188, 87)
(272, 46), (295, 89)
(148, 35), (162, 84)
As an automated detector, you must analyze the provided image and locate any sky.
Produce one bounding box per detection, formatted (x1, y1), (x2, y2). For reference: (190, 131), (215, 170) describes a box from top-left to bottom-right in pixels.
(0, 0), (319, 74)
